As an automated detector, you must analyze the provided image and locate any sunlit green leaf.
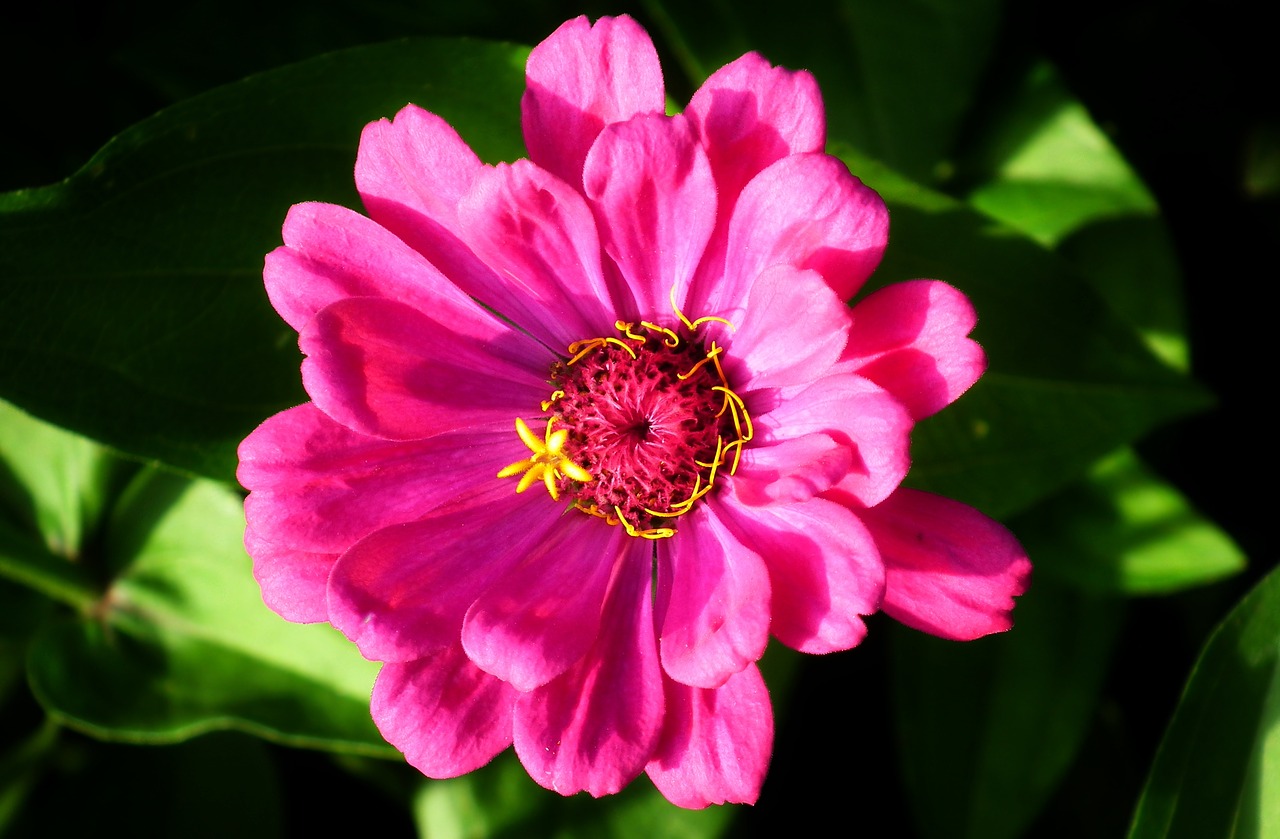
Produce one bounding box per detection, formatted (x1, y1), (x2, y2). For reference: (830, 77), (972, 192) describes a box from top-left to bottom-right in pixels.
(27, 467), (387, 753)
(0, 38), (529, 481)
(893, 581), (1125, 839)
(1128, 564), (1280, 839)
(1015, 448), (1245, 595)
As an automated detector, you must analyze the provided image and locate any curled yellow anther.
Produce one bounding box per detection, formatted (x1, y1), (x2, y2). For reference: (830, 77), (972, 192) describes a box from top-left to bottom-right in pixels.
(498, 417), (593, 501)
(615, 506), (676, 540)
(566, 336), (638, 366)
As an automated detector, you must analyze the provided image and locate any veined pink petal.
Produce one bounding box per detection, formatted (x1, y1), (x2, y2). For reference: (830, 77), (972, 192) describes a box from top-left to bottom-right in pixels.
(354, 105), (510, 307)
(687, 52), (825, 193)
(300, 296), (549, 441)
(462, 517), (629, 691)
(684, 52), (825, 314)
(522, 15), (664, 191)
(716, 490), (883, 653)
(583, 114), (716, 321)
(723, 153), (888, 303)
(457, 160), (623, 346)
(857, 488), (1031, 640)
(656, 505), (770, 689)
(238, 403), (517, 555)
(748, 372), (912, 509)
(242, 526), (335, 624)
(843, 279), (986, 420)
(729, 435), (853, 506)
(328, 488), (558, 662)
(724, 265), (850, 390)
(371, 645), (518, 778)
(646, 664), (773, 808)
(513, 540), (664, 797)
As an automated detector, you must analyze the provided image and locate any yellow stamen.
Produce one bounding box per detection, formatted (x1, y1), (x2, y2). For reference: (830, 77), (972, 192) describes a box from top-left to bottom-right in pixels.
(540, 389), (565, 412)
(566, 336), (638, 365)
(640, 321), (681, 347)
(497, 417), (593, 501)
(677, 342), (724, 381)
(616, 506), (676, 539)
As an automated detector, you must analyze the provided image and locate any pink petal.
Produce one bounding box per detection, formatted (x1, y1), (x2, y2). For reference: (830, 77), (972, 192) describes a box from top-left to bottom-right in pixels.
(582, 114), (716, 321)
(723, 153), (888, 303)
(372, 645), (518, 777)
(729, 435), (853, 506)
(513, 540), (664, 797)
(856, 488), (1031, 640)
(685, 51), (825, 210)
(843, 280), (986, 420)
(645, 664), (773, 808)
(238, 403), (517, 555)
(265, 202), (474, 334)
(242, 525), (335, 624)
(724, 265), (851, 390)
(684, 52), (825, 314)
(299, 296), (549, 441)
(328, 489), (559, 662)
(522, 15), (665, 191)
(748, 372), (912, 509)
(462, 517), (629, 692)
(656, 504), (770, 689)
(715, 490), (884, 654)
(456, 160), (621, 347)
(354, 104), (501, 302)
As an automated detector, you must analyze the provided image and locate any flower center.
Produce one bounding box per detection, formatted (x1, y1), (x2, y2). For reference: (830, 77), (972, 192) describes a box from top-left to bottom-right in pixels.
(499, 317), (752, 539)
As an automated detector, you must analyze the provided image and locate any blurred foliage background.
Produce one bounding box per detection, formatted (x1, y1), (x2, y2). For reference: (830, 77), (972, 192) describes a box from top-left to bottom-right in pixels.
(0, 0), (1273, 836)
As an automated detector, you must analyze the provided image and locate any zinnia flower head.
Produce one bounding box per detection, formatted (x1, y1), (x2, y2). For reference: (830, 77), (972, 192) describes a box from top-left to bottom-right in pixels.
(238, 15), (1030, 808)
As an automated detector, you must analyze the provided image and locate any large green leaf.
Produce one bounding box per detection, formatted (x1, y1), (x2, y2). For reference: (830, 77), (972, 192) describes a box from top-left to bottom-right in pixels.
(1127, 565), (1280, 839)
(892, 581), (1125, 839)
(0, 37), (529, 482)
(26, 466), (387, 753)
(1014, 448), (1245, 595)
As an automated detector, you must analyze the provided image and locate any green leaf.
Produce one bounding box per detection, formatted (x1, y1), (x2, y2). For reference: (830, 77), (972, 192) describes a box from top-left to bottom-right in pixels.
(413, 752), (737, 839)
(958, 60), (1188, 370)
(1127, 565), (1280, 839)
(27, 467), (388, 754)
(1014, 448), (1246, 595)
(892, 581), (1125, 839)
(0, 37), (530, 481)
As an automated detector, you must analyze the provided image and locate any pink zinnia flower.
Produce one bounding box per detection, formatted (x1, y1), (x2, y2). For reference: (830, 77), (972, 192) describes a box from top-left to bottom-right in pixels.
(237, 15), (1030, 808)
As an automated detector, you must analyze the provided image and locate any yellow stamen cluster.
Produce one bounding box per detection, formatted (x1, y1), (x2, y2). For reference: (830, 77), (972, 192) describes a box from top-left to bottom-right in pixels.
(496, 417), (594, 501)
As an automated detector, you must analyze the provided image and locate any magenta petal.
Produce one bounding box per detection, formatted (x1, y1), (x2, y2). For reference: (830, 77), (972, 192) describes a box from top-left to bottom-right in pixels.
(355, 104), (480, 237)
(239, 403), (517, 555)
(462, 517), (628, 691)
(717, 491), (883, 653)
(513, 540), (664, 797)
(328, 491), (559, 662)
(243, 526), (335, 624)
(750, 372), (912, 509)
(726, 265), (851, 390)
(858, 488), (1031, 640)
(522, 15), (665, 191)
(354, 105), (519, 315)
(265, 202), (469, 334)
(456, 160), (621, 346)
(656, 505), (770, 689)
(300, 296), (548, 441)
(685, 52), (825, 211)
(583, 114), (716, 320)
(372, 645), (517, 778)
(724, 153), (888, 302)
(645, 664), (773, 808)
(844, 279), (986, 420)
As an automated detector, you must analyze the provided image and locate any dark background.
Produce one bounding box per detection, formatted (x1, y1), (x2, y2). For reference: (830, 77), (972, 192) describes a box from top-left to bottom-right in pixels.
(1, 1), (1272, 835)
